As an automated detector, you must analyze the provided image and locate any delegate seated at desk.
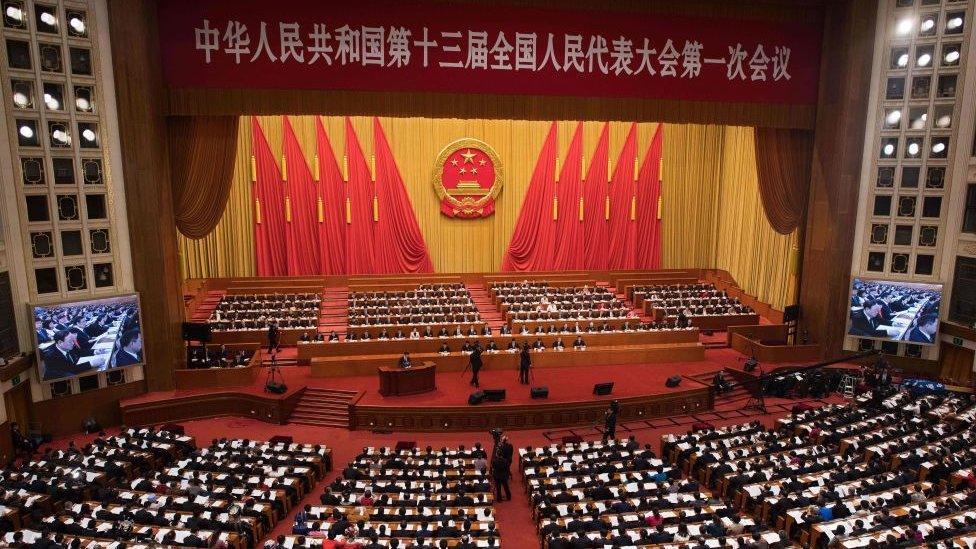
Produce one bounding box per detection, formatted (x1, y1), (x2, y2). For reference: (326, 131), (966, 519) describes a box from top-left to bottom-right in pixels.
(849, 300), (894, 338)
(398, 352), (412, 369)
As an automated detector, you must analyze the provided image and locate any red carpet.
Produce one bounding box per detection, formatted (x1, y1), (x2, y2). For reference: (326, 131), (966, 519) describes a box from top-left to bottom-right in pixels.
(128, 349), (751, 408)
(341, 359), (719, 406)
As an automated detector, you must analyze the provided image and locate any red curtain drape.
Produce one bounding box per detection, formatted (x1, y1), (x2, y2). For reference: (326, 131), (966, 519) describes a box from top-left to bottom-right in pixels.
(168, 116), (239, 239)
(754, 127), (813, 235)
(282, 116), (321, 275)
(607, 124), (638, 270)
(251, 116), (287, 276)
(373, 117), (435, 274)
(315, 117), (348, 275)
(635, 124), (664, 269)
(502, 123), (558, 271)
(551, 123), (585, 270)
(344, 118), (377, 274)
(582, 124), (610, 270)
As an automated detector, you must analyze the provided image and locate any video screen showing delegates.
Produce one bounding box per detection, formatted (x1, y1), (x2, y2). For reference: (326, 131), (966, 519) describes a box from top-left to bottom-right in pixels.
(33, 294), (143, 381)
(848, 278), (942, 345)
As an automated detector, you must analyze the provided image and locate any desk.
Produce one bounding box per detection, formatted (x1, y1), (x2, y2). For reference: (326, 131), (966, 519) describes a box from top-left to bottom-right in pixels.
(312, 343), (705, 377)
(297, 328), (698, 359)
(378, 361), (436, 396)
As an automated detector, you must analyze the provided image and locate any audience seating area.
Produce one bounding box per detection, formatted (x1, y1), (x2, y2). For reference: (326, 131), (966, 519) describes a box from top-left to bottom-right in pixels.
(283, 444), (501, 548)
(634, 283), (756, 321)
(2, 428), (331, 549)
(208, 293), (322, 332)
(346, 284), (485, 339)
(519, 387), (976, 549)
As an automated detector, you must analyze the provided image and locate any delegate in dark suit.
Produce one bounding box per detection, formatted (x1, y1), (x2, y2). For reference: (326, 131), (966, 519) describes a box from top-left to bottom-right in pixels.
(518, 345), (531, 384)
(468, 344), (483, 387)
(41, 331), (87, 380)
(849, 308), (889, 338)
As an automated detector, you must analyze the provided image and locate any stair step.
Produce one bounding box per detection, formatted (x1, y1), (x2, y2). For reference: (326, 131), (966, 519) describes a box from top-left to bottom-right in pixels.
(291, 414), (349, 423)
(304, 388), (357, 396)
(295, 399), (349, 408)
(289, 418), (349, 427)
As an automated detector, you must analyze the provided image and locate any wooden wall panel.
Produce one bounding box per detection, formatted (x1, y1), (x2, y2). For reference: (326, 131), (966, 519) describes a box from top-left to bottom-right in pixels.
(32, 381), (147, 437)
(0, 422), (11, 465)
(350, 388), (713, 432)
(106, 0), (184, 390)
(798, 0), (877, 359)
(120, 388), (306, 427)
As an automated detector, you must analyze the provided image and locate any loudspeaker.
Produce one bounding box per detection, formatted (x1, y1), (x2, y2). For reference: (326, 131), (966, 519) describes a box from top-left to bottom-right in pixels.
(744, 358), (758, 372)
(665, 375), (682, 388)
(593, 382), (614, 395)
(530, 386), (549, 399)
(468, 391), (486, 405)
(181, 322), (213, 343)
(483, 389), (506, 402)
(783, 304), (801, 323)
(265, 382), (287, 394)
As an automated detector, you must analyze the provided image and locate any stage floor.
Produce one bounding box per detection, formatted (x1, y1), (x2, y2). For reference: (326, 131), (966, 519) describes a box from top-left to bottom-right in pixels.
(125, 350), (740, 408)
(333, 360), (718, 406)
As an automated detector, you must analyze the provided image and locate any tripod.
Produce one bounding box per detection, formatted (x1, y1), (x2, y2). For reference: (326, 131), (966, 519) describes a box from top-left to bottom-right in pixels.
(264, 352), (283, 391)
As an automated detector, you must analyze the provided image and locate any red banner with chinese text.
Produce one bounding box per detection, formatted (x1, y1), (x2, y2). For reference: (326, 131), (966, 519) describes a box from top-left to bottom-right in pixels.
(157, 0), (822, 105)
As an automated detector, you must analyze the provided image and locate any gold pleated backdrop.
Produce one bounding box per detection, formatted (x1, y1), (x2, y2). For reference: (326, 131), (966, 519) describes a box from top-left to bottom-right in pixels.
(178, 117), (797, 308)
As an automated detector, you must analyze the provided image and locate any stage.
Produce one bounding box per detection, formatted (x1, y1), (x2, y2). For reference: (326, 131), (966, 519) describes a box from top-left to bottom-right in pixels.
(332, 359), (719, 406)
(119, 348), (753, 432)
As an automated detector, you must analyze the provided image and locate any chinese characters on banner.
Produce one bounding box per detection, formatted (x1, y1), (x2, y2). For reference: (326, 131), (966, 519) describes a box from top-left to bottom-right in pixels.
(158, 0), (822, 105)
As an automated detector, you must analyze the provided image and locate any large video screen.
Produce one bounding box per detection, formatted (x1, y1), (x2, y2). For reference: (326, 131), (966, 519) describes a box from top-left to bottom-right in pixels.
(33, 294), (143, 381)
(848, 278), (942, 345)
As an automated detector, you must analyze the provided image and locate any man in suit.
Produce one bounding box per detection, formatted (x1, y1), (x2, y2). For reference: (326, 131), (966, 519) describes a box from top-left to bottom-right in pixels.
(518, 343), (531, 384)
(906, 313), (938, 344)
(468, 341), (483, 388)
(849, 300), (890, 338)
(398, 352), (412, 369)
(41, 330), (85, 380)
(114, 329), (142, 367)
(267, 321), (281, 353)
(491, 454), (511, 501)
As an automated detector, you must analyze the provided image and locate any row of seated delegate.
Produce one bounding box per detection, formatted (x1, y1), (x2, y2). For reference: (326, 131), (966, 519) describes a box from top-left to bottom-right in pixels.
(634, 283), (756, 319)
(209, 293), (321, 332)
(665, 387), (976, 549)
(632, 284), (728, 301)
(2, 429), (331, 549)
(521, 437), (787, 549)
(349, 285), (481, 328)
(186, 346), (254, 369)
(280, 444), (501, 548)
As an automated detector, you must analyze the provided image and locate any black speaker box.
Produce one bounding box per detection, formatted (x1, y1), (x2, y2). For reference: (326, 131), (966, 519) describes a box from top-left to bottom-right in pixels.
(483, 389), (506, 402)
(468, 391), (486, 405)
(265, 382), (287, 394)
(530, 386), (549, 399)
(665, 375), (682, 388)
(593, 382), (614, 395)
(783, 304), (801, 323)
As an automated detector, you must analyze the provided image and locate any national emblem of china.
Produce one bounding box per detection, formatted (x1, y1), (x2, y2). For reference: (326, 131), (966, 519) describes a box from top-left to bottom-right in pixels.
(432, 138), (504, 218)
